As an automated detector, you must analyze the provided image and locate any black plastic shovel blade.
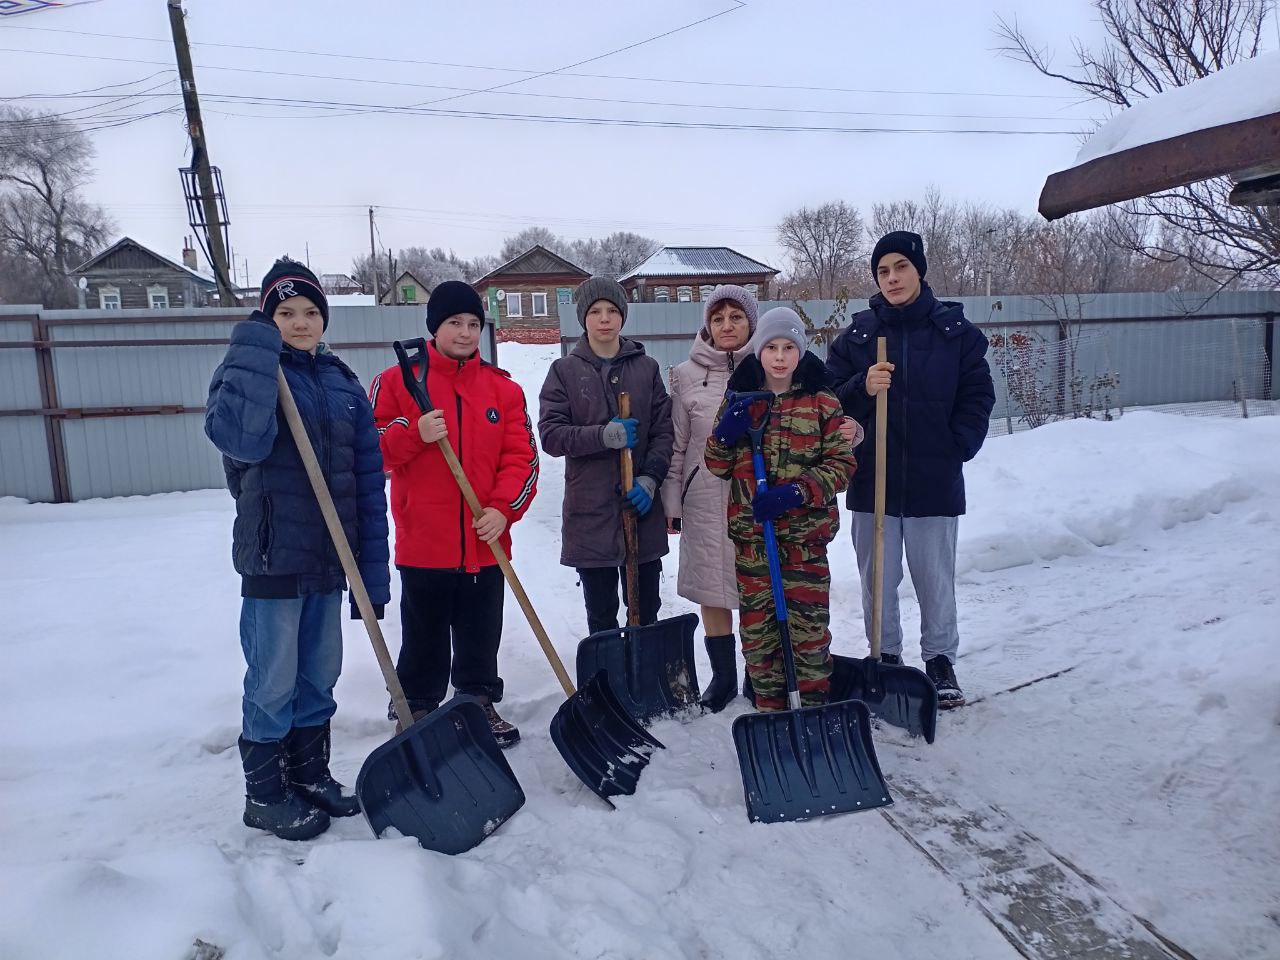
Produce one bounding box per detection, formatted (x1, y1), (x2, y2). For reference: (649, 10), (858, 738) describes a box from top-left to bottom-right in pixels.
(830, 655), (939, 744)
(549, 670), (665, 808)
(732, 699), (892, 823)
(356, 695), (525, 855)
(574, 613), (701, 725)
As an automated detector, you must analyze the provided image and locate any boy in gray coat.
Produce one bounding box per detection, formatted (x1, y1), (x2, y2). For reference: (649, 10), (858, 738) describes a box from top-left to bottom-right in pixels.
(538, 277), (674, 634)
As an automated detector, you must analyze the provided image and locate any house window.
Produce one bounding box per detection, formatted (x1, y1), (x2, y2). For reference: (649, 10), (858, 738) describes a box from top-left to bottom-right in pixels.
(506, 292), (523, 317)
(532, 291), (548, 317)
(677, 286), (693, 302)
(401, 284), (417, 304)
(99, 286), (121, 310)
(147, 285), (169, 309)
(745, 283), (759, 297)
(654, 286), (670, 303)
(631, 288), (640, 302)
(699, 284), (715, 300)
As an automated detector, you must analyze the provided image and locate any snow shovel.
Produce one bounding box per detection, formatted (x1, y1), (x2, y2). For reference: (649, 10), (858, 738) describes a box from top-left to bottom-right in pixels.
(274, 366), (523, 856)
(574, 391), (701, 725)
(828, 337), (938, 742)
(731, 407), (891, 823)
(392, 340), (662, 808)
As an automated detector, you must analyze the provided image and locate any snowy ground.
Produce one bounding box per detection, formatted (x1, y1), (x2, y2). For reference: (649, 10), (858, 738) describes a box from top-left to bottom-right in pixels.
(2, 342), (1278, 960)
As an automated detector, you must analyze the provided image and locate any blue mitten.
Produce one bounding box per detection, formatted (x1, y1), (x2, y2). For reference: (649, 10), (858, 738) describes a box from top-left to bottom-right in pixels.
(602, 417), (638, 449)
(714, 393), (760, 445)
(751, 483), (804, 523)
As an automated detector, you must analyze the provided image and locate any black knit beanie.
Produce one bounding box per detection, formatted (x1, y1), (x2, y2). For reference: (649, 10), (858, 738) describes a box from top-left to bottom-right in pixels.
(426, 280), (486, 336)
(870, 231), (928, 283)
(260, 258), (329, 330)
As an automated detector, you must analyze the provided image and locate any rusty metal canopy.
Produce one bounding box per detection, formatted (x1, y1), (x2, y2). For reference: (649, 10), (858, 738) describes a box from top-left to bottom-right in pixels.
(1039, 110), (1280, 220)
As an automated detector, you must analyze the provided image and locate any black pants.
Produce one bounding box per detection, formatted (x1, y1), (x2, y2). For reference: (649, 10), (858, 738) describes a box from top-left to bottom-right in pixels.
(577, 560), (662, 635)
(397, 565), (504, 710)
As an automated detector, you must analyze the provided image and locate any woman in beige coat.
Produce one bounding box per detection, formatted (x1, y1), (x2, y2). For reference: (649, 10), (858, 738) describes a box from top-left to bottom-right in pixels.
(662, 285), (759, 711)
(664, 286), (864, 711)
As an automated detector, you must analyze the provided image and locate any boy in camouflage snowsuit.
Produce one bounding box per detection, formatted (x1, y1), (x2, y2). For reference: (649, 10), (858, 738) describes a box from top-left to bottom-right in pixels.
(705, 308), (856, 710)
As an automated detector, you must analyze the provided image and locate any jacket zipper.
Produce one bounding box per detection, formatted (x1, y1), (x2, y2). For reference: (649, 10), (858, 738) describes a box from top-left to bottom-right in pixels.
(311, 354), (337, 574)
(456, 389), (466, 570)
(900, 330), (909, 519)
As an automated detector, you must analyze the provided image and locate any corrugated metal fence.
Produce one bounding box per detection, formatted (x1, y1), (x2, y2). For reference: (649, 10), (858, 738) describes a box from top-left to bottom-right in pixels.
(0, 305), (494, 503)
(558, 289), (1278, 429)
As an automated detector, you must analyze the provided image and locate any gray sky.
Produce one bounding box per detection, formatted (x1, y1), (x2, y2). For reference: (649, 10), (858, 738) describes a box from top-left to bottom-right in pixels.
(1, 0), (1154, 283)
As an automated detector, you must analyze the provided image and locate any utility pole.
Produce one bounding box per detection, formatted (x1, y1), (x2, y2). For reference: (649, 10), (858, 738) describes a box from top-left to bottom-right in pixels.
(168, 0), (239, 307)
(985, 226), (996, 299)
(387, 248), (395, 305)
(368, 207), (381, 303)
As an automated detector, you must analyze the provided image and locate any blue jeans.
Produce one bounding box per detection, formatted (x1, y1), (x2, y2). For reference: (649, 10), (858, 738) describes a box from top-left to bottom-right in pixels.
(239, 591), (343, 741)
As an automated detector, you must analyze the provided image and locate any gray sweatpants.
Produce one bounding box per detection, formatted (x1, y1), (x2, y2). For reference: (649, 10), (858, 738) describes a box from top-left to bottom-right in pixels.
(850, 513), (959, 664)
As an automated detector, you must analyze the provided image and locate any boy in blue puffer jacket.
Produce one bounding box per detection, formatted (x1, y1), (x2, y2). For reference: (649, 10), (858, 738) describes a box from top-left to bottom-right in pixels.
(205, 259), (390, 841)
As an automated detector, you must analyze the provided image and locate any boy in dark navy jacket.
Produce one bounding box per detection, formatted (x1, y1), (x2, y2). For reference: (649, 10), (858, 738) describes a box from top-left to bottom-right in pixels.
(206, 259), (390, 840)
(825, 232), (994, 708)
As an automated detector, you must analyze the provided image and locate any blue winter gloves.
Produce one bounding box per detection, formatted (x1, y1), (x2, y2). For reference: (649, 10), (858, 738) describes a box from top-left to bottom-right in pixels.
(624, 476), (657, 516)
(602, 416), (638, 449)
(752, 483), (804, 523)
(714, 393), (762, 445)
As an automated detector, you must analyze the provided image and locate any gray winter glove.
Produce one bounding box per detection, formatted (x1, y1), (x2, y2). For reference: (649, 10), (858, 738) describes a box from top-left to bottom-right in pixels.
(602, 416), (638, 450)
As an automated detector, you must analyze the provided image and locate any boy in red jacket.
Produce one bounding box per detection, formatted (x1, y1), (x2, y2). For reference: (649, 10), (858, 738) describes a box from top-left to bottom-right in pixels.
(369, 281), (539, 745)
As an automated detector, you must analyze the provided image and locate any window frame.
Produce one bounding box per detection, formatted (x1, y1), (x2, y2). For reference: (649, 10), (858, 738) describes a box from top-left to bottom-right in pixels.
(531, 291), (548, 317)
(653, 286), (670, 303)
(146, 285), (169, 310)
(505, 292), (523, 317)
(99, 285), (121, 310)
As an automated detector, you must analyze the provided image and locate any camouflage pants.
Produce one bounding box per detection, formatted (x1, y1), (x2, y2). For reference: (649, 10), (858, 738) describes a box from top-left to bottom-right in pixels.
(736, 545), (832, 711)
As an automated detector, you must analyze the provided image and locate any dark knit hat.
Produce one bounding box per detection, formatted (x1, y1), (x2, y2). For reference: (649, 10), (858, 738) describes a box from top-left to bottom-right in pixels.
(574, 276), (629, 328)
(702, 284), (759, 338)
(260, 258), (329, 330)
(426, 280), (486, 336)
(753, 306), (807, 360)
(871, 230), (927, 283)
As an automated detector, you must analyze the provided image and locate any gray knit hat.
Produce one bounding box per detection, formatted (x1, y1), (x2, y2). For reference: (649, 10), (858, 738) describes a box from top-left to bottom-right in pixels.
(753, 306), (808, 360)
(702, 284), (759, 338)
(574, 276), (629, 328)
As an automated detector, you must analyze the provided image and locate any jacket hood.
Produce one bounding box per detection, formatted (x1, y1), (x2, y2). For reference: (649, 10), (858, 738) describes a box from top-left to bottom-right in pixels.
(568, 334), (648, 366)
(688, 328), (753, 370)
(727, 350), (829, 394)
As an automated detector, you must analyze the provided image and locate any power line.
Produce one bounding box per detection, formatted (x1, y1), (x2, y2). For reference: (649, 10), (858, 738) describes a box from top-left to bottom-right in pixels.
(10, 58), (1079, 123)
(0, 69), (174, 101)
(1, 23), (1082, 100)
(195, 92), (1088, 135)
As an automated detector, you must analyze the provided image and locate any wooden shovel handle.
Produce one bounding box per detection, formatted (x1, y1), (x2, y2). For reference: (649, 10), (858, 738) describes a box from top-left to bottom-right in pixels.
(431, 429), (576, 698)
(275, 368), (416, 730)
(619, 392), (641, 628)
(871, 337), (888, 661)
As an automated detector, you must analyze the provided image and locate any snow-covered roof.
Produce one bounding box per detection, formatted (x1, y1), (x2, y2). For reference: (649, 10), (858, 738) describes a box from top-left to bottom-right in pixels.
(327, 294), (377, 307)
(618, 246), (778, 282)
(1075, 51), (1280, 165)
(72, 236), (217, 286)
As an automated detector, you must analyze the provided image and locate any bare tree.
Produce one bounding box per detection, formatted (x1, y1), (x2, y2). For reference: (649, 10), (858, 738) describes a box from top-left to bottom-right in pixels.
(498, 226), (566, 262)
(996, 0), (1280, 284)
(0, 107), (113, 306)
(777, 201), (866, 298)
(569, 231), (658, 279)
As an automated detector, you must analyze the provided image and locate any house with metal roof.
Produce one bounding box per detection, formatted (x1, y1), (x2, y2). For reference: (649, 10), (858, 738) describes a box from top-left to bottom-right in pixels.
(618, 246), (779, 304)
(71, 237), (217, 310)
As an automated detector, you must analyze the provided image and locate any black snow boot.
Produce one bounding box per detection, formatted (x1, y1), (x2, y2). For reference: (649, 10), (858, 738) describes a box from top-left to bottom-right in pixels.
(880, 653), (902, 666)
(478, 697), (521, 749)
(924, 655), (966, 709)
(699, 634), (738, 713)
(238, 736), (330, 841)
(285, 722), (360, 818)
